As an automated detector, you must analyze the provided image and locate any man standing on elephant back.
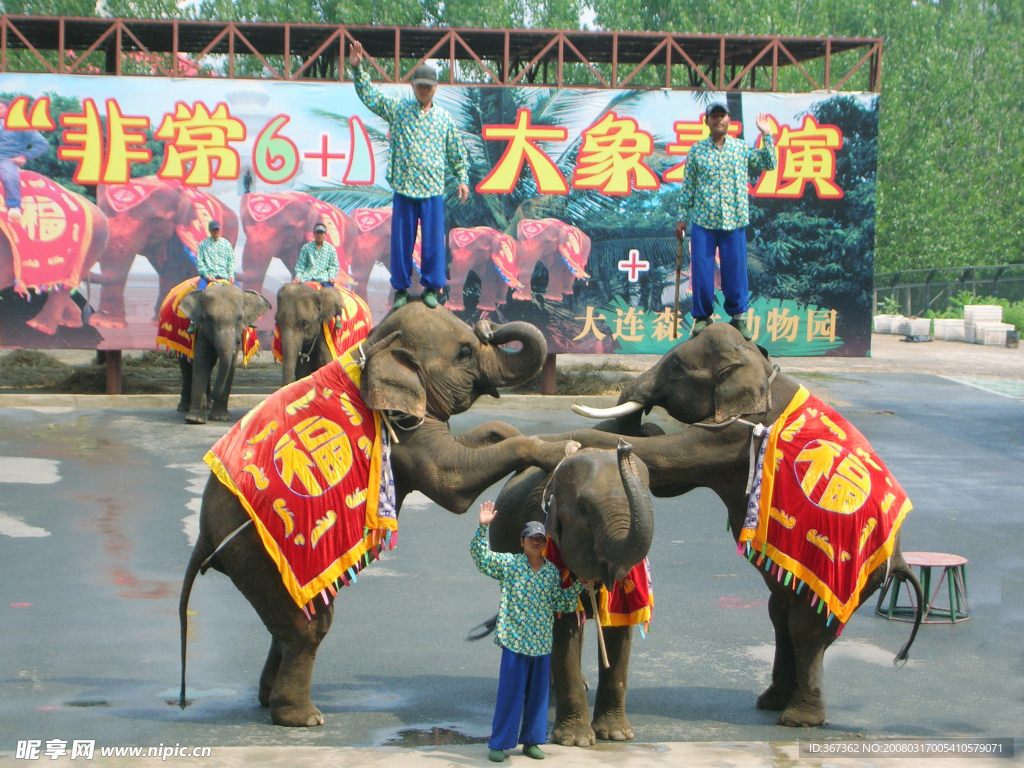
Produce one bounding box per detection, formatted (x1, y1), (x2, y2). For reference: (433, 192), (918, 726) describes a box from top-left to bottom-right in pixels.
(676, 103), (776, 340)
(348, 40), (470, 310)
(472, 501), (587, 762)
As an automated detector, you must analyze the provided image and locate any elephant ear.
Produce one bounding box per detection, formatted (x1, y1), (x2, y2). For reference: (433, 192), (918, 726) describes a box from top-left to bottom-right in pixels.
(318, 289), (344, 324)
(712, 337), (772, 423)
(542, 472), (562, 547)
(179, 291), (205, 324)
(359, 333), (426, 419)
(242, 290), (272, 327)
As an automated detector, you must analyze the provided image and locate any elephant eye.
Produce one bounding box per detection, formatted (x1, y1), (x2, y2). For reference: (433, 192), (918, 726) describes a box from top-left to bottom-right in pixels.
(456, 344), (473, 361)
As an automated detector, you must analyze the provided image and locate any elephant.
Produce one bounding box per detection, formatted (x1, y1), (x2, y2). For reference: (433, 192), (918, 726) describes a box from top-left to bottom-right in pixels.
(91, 178), (238, 327)
(0, 175), (110, 336)
(514, 219), (591, 302)
(345, 207), (393, 301)
(179, 302), (582, 726)
(176, 283), (272, 424)
(447, 226), (523, 312)
(540, 323), (925, 729)
(274, 282), (370, 386)
(487, 439), (653, 746)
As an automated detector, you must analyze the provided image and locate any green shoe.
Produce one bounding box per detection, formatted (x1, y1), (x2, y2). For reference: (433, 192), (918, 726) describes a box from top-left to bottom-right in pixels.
(422, 288), (439, 308)
(690, 317), (711, 337)
(523, 745), (545, 760)
(392, 289), (409, 310)
(489, 748), (506, 762)
(730, 316), (753, 340)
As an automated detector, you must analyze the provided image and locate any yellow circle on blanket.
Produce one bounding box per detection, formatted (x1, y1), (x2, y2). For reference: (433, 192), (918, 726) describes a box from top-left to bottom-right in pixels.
(273, 415), (353, 497)
(792, 439), (871, 515)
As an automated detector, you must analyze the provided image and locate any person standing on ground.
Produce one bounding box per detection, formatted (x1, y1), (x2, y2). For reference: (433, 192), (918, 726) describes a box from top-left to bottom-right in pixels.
(293, 222), (339, 287)
(348, 41), (469, 310)
(471, 500), (587, 763)
(0, 98), (48, 226)
(676, 103), (776, 340)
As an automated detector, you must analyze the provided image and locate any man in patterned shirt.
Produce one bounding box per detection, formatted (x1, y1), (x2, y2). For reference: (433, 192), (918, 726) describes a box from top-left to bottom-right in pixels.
(194, 220), (236, 289)
(472, 500), (587, 762)
(676, 103), (776, 340)
(292, 222), (339, 286)
(349, 40), (469, 310)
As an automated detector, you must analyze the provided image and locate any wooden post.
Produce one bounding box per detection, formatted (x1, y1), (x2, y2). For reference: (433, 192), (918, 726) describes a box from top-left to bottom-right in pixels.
(105, 350), (122, 395)
(541, 353), (556, 395)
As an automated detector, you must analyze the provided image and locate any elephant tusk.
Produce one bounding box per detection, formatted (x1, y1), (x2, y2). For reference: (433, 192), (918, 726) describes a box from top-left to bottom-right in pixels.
(571, 401), (644, 420)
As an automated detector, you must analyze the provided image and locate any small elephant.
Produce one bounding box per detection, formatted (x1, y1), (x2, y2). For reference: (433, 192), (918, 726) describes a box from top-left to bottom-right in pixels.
(488, 439), (653, 746)
(514, 219), (590, 302)
(274, 283), (370, 386)
(447, 227), (522, 311)
(179, 303), (580, 727)
(177, 283), (271, 423)
(546, 323), (925, 728)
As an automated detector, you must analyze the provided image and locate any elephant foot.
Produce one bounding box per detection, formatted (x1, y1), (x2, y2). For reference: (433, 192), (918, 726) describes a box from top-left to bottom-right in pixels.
(177, 400), (190, 413)
(25, 318), (58, 335)
(270, 701), (324, 727)
(777, 696), (826, 728)
(592, 711), (633, 742)
(551, 719), (595, 747)
(184, 412), (208, 425)
(89, 312), (128, 329)
(207, 408), (232, 422)
(756, 683), (794, 712)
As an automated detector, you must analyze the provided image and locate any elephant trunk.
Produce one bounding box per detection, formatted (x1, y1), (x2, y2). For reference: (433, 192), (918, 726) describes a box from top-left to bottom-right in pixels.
(210, 329), (238, 403)
(597, 439), (654, 582)
(279, 328), (305, 386)
(487, 321), (547, 386)
(613, 366), (657, 433)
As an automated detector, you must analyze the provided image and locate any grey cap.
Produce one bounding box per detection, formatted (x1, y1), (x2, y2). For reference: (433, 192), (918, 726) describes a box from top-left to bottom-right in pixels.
(520, 521), (546, 539)
(411, 64), (438, 86)
(207, 220), (221, 230)
(706, 102), (730, 116)
(313, 222), (327, 233)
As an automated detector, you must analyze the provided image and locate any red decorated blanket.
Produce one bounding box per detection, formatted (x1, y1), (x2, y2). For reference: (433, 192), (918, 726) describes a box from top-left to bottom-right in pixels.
(544, 538), (653, 629)
(272, 284), (372, 364)
(0, 172), (96, 293)
(155, 277), (260, 366)
(205, 346), (397, 613)
(740, 386), (913, 628)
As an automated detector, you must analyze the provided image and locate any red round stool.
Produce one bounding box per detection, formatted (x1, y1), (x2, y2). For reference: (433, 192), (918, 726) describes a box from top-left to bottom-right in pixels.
(875, 552), (969, 623)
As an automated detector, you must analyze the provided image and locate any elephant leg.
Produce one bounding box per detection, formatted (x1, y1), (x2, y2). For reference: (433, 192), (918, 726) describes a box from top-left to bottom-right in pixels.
(550, 611), (594, 747)
(259, 637), (283, 707)
(208, 358), (236, 422)
(454, 421), (524, 449)
(177, 356), (193, 412)
(757, 591), (797, 711)
(269, 616), (332, 727)
(185, 338), (215, 424)
(514, 258), (541, 300)
(591, 625), (634, 741)
(777, 597), (833, 727)
(446, 259), (471, 310)
(478, 270), (507, 312)
(24, 293), (67, 335)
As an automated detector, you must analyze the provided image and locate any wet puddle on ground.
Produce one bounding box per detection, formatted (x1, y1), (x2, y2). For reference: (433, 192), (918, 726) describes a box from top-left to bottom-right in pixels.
(381, 727), (488, 747)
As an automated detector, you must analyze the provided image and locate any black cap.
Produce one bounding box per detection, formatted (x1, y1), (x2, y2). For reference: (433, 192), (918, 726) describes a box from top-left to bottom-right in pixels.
(208, 220), (221, 231)
(520, 521), (546, 539)
(411, 64), (438, 85)
(313, 223), (327, 234)
(706, 102), (730, 117)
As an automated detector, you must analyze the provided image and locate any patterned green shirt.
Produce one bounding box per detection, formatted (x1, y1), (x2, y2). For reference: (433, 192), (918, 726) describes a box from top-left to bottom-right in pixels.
(353, 64), (469, 199)
(294, 240), (339, 284)
(195, 236), (236, 280)
(471, 524), (585, 656)
(678, 134), (777, 231)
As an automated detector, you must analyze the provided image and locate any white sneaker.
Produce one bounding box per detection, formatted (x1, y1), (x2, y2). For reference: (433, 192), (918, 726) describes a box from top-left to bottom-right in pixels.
(7, 208), (23, 225)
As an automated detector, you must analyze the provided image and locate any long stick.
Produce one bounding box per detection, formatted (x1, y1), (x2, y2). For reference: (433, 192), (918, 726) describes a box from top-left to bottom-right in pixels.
(587, 583), (610, 669)
(672, 236), (684, 339)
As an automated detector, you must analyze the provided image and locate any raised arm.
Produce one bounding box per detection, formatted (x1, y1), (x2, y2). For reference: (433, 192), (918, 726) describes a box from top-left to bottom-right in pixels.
(471, 504), (512, 579)
(349, 41), (399, 123)
(748, 113), (777, 173)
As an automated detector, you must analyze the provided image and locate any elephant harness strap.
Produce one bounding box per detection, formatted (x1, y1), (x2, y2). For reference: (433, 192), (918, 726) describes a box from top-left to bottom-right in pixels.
(272, 284), (372, 365)
(204, 344), (398, 619)
(739, 386), (913, 633)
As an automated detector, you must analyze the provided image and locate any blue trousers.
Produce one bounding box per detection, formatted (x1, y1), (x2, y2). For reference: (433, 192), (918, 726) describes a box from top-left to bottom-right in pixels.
(391, 192), (446, 291)
(689, 223), (750, 319)
(1, 159), (22, 209)
(489, 648), (550, 751)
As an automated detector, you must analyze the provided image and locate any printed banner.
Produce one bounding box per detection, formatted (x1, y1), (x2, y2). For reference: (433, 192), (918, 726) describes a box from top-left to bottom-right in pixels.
(0, 78), (877, 356)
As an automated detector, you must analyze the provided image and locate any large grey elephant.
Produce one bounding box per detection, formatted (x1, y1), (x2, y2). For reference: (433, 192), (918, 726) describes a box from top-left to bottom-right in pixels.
(274, 283), (348, 386)
(543, 323), (924, 730)
(488, 439), (653, 746)
(179, 302), (580, 727)
(177, 283), (272, 424)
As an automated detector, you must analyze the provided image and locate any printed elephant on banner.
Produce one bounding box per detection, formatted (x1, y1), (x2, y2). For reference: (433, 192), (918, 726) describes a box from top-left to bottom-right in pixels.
(179, 303), (581, 727)
(514, 218), (591, 302)
(447, 226), (522, 311)
(541, 323), (926, 728)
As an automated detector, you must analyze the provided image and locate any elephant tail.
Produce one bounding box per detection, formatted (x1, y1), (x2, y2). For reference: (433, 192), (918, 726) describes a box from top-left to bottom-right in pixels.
(179, 541), (209, 709)
(467, 614), (498, 641)
(891, 555), (925, 667)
